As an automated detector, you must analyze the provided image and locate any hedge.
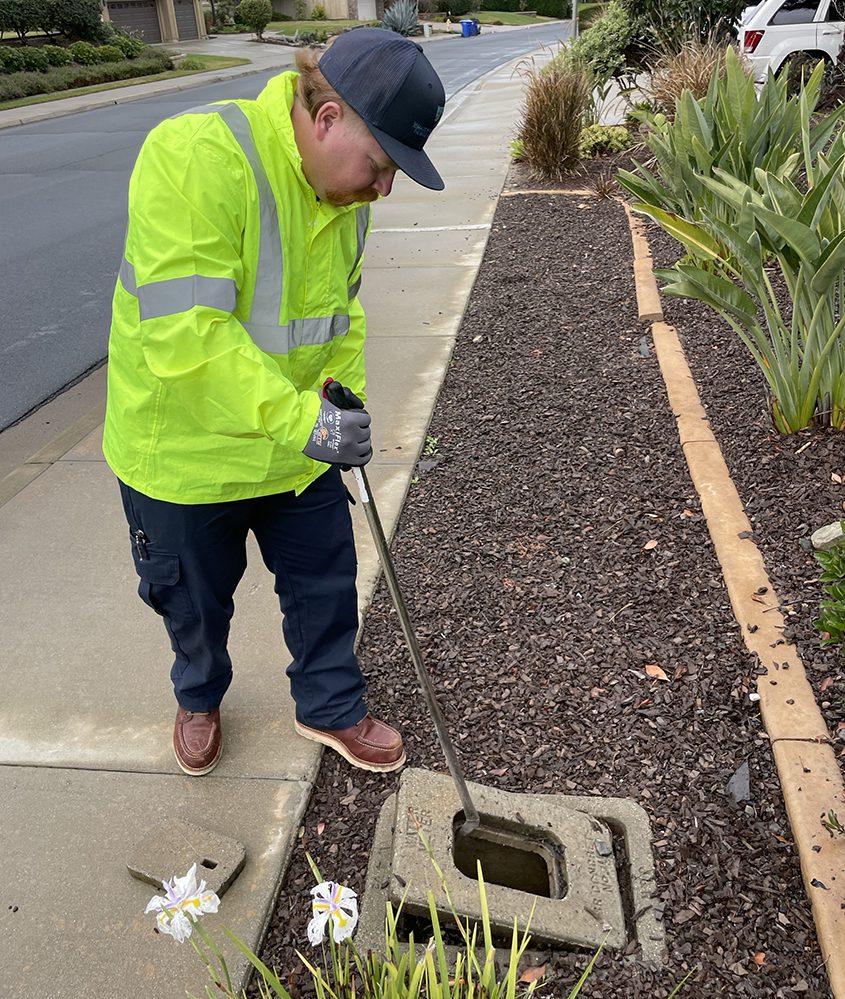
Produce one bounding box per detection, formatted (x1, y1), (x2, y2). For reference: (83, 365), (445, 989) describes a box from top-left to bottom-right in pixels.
(0, 51), (171, 99)
(0, 0), (104, 41)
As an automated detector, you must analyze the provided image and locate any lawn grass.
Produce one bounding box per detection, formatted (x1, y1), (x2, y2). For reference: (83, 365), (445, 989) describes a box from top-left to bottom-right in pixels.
(266, 17), (378, 34)
(466, 9), (557, 24)
(0, 55), (249, 111)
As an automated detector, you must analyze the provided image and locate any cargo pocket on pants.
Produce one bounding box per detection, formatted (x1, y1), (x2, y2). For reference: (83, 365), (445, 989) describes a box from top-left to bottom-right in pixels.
(132, 549), (194, 621)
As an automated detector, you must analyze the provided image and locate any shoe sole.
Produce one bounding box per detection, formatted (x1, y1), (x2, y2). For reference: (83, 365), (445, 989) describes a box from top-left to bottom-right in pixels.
(294, 721), (406, 773)
(173, 741), (222, 777)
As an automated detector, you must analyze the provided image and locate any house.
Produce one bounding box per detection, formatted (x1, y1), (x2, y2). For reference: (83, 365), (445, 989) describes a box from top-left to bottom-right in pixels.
(103, 0), (206, 43)
(270, 0), (383, 19)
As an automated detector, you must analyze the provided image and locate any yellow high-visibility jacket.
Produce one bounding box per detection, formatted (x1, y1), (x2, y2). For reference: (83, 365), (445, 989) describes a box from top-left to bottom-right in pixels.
(103, 71), (371, 504)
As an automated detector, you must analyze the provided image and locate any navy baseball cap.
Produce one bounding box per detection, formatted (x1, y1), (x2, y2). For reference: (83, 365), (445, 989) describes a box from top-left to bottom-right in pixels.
(319, 27), (446, 191)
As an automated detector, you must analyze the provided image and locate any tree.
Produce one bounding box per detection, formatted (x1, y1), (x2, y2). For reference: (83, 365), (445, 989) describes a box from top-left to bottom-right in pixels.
(237, 0), (272, 36)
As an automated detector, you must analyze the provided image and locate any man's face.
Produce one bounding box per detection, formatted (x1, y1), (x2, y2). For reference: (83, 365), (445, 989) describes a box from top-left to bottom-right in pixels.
(308, 102), (399, 207)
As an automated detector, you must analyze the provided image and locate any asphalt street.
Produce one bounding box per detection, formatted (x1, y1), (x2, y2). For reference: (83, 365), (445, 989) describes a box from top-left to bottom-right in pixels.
(0, 22), (570, 430)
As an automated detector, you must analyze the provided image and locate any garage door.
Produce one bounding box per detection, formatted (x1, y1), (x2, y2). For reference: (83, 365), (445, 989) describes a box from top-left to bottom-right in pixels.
(107, 0), (162, 41)
(174, 0), (200, 38)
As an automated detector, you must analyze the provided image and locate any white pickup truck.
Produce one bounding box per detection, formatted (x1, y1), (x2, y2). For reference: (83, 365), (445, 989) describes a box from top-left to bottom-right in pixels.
(739, 0), (845, 80)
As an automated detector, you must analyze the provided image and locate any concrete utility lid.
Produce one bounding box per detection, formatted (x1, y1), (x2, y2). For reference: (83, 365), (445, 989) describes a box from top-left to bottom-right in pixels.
(357, 769), (665, 962)
(127, 817), (246, 897)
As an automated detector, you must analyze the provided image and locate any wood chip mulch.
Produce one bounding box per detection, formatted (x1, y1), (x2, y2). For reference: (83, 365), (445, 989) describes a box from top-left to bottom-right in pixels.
(256, 170), (839, 998)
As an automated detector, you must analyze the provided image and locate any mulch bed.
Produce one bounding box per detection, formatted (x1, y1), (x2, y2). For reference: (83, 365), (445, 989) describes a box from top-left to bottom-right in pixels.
(256, 166), (838, 997)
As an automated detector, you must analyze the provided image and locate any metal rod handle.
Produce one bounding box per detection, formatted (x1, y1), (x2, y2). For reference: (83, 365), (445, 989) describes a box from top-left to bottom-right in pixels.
(353, 466), (480, 832)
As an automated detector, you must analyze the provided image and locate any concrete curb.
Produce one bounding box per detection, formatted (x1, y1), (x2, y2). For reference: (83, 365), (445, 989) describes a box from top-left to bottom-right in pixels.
(624, 204), (845, 998)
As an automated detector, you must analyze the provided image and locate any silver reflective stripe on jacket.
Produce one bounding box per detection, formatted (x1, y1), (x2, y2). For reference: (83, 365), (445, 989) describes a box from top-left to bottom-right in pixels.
(348, 204), (369, 301)
(120, 101), (364, 354)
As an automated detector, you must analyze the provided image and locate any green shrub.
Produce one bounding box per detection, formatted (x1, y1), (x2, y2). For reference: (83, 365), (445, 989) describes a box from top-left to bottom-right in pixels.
(50, 0), (104, 39)
(112, 33), (146, 57)
(437, 0), (472, 16)
(96, 43), (125, 62)
(382, 0), (418, 35)
(518, 60), (589, 180)
(642, 93), (845, 432)
(0, 44), (27, 72)
(618, 49), (845, 229)
(41, 43), (74, 65)
(237, 0), (272, 34)
(179, 54), (206, 69)
(815, 540), (845, 647)
(69, 39), (98, 63)
(310, 1), (326, 16)
(19, 45), (49, 70)
(0, 51), (171, 99)
(618, 0), (744, 48)
(579, 122), (630, 157)
(569, 0), (631, 78)
(0, 0), (41, 40)
(533, 0), (570, 16)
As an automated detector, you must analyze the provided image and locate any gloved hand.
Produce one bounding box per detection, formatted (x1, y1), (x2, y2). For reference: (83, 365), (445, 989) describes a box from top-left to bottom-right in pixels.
(302, 394), (372, 467)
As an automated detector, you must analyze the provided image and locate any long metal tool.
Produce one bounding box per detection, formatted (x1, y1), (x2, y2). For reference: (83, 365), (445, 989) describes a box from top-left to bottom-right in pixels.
(323, 379), (480, 833)
(348, 463), (481, 835)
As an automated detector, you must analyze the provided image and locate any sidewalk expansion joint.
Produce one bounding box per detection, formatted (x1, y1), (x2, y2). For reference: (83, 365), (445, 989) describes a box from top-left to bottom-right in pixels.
(624, 202), (845, 999)
(0, 401), (104, 509)
(372, 223), (491, 233)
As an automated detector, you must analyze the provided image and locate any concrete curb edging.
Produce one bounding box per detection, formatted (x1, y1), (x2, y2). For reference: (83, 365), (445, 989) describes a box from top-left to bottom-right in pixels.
(624, 203), (845, 997)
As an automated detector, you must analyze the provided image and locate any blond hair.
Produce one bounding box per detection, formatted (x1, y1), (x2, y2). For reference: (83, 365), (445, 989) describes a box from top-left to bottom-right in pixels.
(295, 45), (364, 128)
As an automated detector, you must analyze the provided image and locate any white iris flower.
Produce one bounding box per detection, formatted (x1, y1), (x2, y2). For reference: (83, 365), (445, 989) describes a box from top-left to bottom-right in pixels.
(307, 881), (359, 945)
(145, 863), (220, 943)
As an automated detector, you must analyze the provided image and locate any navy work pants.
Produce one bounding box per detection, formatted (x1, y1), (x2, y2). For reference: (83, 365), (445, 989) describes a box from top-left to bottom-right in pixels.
(118, 467), (367, 730)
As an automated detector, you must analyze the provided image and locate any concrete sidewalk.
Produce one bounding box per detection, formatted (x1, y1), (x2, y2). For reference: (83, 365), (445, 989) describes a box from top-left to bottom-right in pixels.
(0, 49), (553, 998)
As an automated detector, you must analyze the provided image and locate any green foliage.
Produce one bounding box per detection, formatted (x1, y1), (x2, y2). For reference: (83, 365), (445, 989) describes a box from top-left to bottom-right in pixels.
(0, 44), (27, 71)
(618, 0), (744, 48)
(437, 0), (472, 16)
(382, 0), (418, 34)
(50, 0), (105, 40)
(68, 39), (98, 63)
(637, 68), (845, 432)
(569, 0), (631, 78)
(111, 33), (146, 57)
(510, 136), (524, 160)
(0, 0), (41, 40)
(815, 540), (845, 646)
(618, 48), (844, 229)
(0, 51), (170, 99)
(518, 58), (589, 180)
(179, 54), (206, 69)
(294, 0), (306, 17)
(96, 43), (124, 61)
(41, 42), (73, 65)
(579, 122), (630, 157)
(532, 0), (570, 15)
(237, 0), (272, 35)
(310, 2), (326, 15)
(19, 44), (49, 69)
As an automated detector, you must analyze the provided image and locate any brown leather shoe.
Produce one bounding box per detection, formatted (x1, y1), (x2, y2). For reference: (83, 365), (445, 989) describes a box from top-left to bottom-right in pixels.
(173, 707), (222, 776)
(295, 714), (405, 773)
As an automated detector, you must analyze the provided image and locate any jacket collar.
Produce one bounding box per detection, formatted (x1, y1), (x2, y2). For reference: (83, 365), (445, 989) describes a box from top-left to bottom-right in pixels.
(256, 71), (359, 218)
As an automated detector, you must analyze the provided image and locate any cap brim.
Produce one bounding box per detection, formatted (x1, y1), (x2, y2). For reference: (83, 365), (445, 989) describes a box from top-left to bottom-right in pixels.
(368, 123), (445, 192)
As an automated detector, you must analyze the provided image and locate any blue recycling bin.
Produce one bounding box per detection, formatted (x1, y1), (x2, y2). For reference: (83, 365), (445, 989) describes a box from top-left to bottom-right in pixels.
(460, 18), (473, 36)
(471, 17), (480, 33)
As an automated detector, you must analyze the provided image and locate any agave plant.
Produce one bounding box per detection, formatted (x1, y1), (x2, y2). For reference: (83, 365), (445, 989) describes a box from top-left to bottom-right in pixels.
(619, 48), (845, 229)
(637, 134), (845, 433)
(381, 0), (419, 35)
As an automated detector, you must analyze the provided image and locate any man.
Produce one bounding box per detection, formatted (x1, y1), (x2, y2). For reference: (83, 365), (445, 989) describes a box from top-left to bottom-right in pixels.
(103, 29), (446, 777)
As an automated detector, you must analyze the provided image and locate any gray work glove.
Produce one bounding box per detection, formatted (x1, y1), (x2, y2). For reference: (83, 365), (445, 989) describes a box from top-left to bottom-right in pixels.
(302, 395), (372, 467)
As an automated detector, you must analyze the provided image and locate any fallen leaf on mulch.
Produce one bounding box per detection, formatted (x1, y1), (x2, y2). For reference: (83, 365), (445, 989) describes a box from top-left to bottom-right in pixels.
(519, 965), (546, 984)
(316, 821), (325, 836)
(821, 677), (834, 692)
(753, 952), (766, 966)
(645, 663), (669, 682)
(488, 767), (508, 776)
(832, 473), (842, 483)
(642, 539), (658, 551)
